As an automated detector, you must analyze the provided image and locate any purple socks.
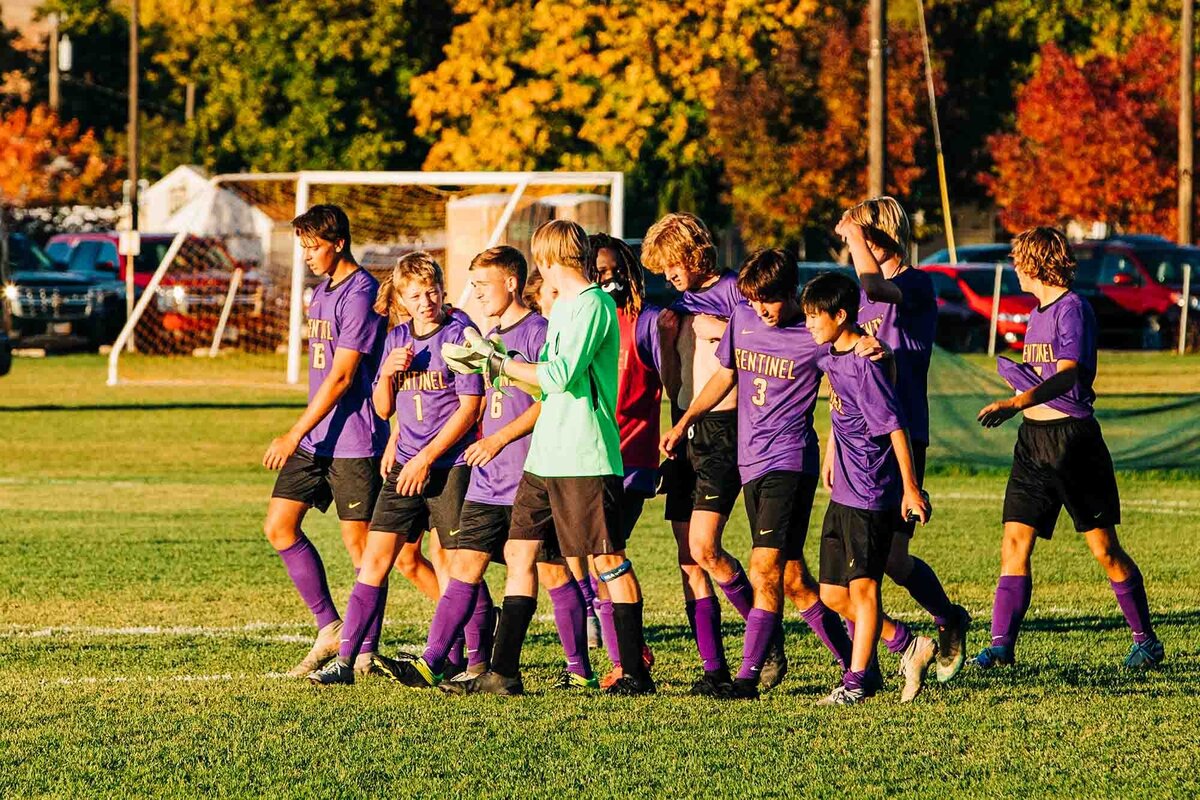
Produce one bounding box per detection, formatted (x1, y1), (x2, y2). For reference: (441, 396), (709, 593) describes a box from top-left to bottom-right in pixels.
(897, 557), (955, 627)
(736, 609), (781, 681)
(686, 596), (727, 672)
(597, 598), (620, 667)
(464, 581), (495, 668)
(338, 581), (385, 661)
(800, 600), (852, 669)
(718, 564), (754, 620)
(991, 574), (1033, 648)
(354, 568), (387, 653)
(548, 582), (593, 678)
(277, 534), (340, 629)
(1111, 569), (1155, 644)
(884, 620), (913, 655)
(422, 579), (479, 673)
(578, 575), (598, 621)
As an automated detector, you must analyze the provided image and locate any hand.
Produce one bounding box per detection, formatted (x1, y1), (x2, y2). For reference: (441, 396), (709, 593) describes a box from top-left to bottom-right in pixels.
(380, 447), (396, 478)
(443, 329), (506, 380)
(395, 453), (431, 497)
(692, 313), (727, 342)
(659, 424), (687, 460)
(902, 486), (931, 527)
(381, 345), (413, 377)
(821, 453), (835, 492)
(835, 211), (865, 243)
(977, 398), (1019, 428)
(854, 334), (890, 362)
(465, 434), (506, 467)
(263, 433), (301, 470)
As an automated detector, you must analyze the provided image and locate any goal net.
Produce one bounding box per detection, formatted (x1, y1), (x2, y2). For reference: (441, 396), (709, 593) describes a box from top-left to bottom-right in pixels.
(106, 170), (624, 387)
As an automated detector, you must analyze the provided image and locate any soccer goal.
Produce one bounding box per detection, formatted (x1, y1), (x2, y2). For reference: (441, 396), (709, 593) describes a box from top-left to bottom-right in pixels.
(105, 170), (625, 387)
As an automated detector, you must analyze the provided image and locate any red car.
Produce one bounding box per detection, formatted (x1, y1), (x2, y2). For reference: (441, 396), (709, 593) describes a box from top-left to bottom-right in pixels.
(922, 263), (1037, 351)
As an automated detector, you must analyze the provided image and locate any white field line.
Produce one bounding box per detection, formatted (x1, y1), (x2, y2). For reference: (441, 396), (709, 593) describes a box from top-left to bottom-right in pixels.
(50, 672), (290, 687)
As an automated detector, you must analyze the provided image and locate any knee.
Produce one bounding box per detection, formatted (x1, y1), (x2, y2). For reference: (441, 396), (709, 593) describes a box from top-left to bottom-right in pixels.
(819, 584), (846, 614)
(1088, 539), (1126, 570)
(849, 579), (880, 606)
(392, 546), (426, 580)
(263, 516), (297, 550)
(689, 541), (719, 570)
(884, 547), (914, 582)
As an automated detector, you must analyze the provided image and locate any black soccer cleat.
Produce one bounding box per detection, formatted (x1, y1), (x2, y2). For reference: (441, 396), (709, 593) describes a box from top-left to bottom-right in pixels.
(604, 673), (657, 696)
(716, 677), (760, 701)
(936, 605), (971, 683)
(688, 668), (733, 697)
(307, 658), (354, 686)
(371, 654), (440, 688)
(758, 628), (788, 690)
(438, 670), (524, 696)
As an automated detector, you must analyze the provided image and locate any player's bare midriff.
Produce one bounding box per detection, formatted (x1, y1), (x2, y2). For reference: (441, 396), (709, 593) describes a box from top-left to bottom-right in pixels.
(1021, 404), (1070, 422)
(687, 316), (737, 413)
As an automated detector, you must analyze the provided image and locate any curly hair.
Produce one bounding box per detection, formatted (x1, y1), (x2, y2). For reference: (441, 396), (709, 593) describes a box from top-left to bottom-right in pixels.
(374, 251), (444, 325)
(588, 232), (646, 316)
(641, 212), (718, 277)
(1011, 227), (1076, 288)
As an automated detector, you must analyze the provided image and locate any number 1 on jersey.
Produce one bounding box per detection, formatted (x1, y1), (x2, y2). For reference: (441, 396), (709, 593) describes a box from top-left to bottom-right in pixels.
(413, 394), (424, 422)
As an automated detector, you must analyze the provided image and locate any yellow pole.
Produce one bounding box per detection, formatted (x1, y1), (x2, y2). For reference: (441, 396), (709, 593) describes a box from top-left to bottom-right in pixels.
(917, 0), (957, 263)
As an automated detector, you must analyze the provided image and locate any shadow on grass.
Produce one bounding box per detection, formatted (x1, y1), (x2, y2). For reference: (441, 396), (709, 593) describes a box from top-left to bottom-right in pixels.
(0, 402), (306, 413)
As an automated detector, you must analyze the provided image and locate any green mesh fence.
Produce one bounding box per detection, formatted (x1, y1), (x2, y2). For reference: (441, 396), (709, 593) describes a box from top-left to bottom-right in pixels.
(927, 348), (1200, 472)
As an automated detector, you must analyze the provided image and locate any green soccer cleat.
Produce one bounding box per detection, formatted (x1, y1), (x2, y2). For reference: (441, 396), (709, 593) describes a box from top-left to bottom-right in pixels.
(969, 644), (1015, 669)
(898, 635), (937, 703)
(371, 654), (441, 688)
(936, 605), (971, 683)
(439, 670), (524, 696)
(307, 658), (354, 686)
(552, 669), (600, 690)
(1123, 638), (1165, 668)
(759, 628), (788, 691)
(286, 619), (343, 678)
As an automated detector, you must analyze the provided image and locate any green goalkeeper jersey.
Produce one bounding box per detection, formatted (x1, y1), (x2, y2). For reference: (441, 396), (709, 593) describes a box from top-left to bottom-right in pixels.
(525, 285), (623, 477)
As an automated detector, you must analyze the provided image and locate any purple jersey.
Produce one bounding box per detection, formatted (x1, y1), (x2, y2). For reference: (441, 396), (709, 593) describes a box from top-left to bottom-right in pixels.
(857, 268), (936, 444)
(379, 313), (484, 468)
(670, 270), (744, 319)
(716, 305), (823, 483)
(820, 345), (908, 511)
(465, 312), (549, 506)
(300, 269), (389, 458)
(1000, 291), (1096, 418)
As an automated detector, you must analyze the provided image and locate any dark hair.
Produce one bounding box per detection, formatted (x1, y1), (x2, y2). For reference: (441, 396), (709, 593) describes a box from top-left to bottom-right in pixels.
(800, 271), (860, 325)
(588, 232), (646, 315)
(292, 204), (351, 250)
(736, 248), (799, 302)
(470, 245), (528, 291)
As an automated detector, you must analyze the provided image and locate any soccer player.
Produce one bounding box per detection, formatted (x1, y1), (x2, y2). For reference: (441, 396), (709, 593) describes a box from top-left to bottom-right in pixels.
(836, 197), (971, 683)
(262, 205), (389, 678)
(589, 232), (664, 686)
(308, 252), (484, 685)
(972, 227), (1163, 669)
(801, 271), (931, 706)
(445, 220), (655, 696)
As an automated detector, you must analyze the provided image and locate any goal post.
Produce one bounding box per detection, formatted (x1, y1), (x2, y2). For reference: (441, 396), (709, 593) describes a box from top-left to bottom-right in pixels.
(106, 170), (624, 388)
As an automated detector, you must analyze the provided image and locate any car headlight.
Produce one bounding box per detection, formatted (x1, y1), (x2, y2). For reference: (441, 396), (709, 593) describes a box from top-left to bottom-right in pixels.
(3, 284), (17, 302)
(997, 313), (1029, 323)
(1170, 292), (1200, 311)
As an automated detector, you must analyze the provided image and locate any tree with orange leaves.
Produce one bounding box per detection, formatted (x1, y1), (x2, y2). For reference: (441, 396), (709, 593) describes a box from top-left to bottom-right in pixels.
(0, 104), (122, 212)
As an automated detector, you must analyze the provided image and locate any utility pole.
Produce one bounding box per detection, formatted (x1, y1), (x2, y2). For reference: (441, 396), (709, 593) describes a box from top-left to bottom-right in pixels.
(126, 0), (140, 338)
(48, 14), (60, 112)
(868, 0), (888, 197)
(185, 81), (195, 122)
(1181, 0), (1195, 245)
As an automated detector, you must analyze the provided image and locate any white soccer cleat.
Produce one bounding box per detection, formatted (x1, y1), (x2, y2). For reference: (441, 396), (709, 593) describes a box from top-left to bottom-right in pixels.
(286, 619), (343, 678)
(899, 635), (937, 703)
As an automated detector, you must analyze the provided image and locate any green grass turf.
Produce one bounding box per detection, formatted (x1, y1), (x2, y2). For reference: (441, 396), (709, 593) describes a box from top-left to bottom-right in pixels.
(2, 354), (1199, 798)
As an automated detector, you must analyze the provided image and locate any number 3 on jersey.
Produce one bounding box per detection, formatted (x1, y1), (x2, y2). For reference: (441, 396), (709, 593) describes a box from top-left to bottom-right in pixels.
(311, 342), (326, 370)
(751, 377), (767, 406)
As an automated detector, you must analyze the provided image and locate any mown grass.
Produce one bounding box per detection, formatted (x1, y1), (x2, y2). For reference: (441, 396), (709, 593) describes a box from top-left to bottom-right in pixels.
(1, 354), (1198, 798)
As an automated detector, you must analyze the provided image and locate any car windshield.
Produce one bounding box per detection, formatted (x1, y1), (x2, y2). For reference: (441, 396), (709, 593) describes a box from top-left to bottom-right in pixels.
(920, 245), (1011, 265)
(7, 235), (56, 272)
(959, 269), (1023, 296)
(1134, 249), (1200, 286)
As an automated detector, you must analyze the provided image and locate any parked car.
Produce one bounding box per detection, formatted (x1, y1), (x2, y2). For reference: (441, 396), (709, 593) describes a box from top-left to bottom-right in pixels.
(1072, 238), (1200, 349)
(922, 263), (1036, 351)
(0, 326), (11, 376)
(919, 242), (1012, 265)
(3, 232), (127, 348)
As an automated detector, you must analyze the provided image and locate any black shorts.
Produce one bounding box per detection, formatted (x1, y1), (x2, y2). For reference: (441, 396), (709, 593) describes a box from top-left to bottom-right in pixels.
(895, 440), (928, 539)
(1003, 416), (1121, 539)
(662, 410), (740, 521)
(271, 448), (381, 522)
(819, 501), (898, 586)
(743, 471), (819, 559)
(369, 463), (471, 544)
(454, 501), (566, 565)
(509, 472), (624, 558)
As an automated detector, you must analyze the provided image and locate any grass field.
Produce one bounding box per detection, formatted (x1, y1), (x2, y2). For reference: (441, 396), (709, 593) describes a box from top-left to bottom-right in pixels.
(2, 353), (1199, 798)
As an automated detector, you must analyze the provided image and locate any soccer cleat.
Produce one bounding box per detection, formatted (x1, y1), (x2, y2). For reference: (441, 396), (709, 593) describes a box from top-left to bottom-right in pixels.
(604, 674), (657, 696)
(587, 616), (603, 650)
(969, 644), (1015, 669)
(936, 605), (971, 684)
(817, 684), (867, 706)
(439, 670), (524, 696)
(898, 635), (937, 703)
(758, 628), (788, 690)
(353, 651), (381, 677)
(286, 619), (343, 678)
(1123, 638), (1165, 668)
(599, 644), (655, 689)
(552, 669), (600, 690)
(371, 654), (440, 688)
(307, 658), (354, 686)
(717, 677), (760, 701)
(688, 668), (733, 697)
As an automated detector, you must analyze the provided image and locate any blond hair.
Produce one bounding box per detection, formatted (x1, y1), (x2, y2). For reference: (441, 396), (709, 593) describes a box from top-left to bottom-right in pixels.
(1011, 227), (1076, 288)
(531, 220), (590, 275)
(845, 196), (911, 265)
(374, 251), (444, 325)
(641, 212), (717, 276)
(470, 245), (528, 289)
